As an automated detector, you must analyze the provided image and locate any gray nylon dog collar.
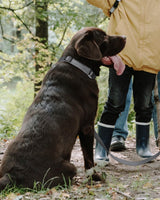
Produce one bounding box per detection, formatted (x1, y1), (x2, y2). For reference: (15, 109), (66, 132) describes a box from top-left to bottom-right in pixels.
(58, 56), (96, 79)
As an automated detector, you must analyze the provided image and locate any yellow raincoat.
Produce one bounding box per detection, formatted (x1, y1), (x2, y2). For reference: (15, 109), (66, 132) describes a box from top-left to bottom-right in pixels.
(87, 0), (160, 74)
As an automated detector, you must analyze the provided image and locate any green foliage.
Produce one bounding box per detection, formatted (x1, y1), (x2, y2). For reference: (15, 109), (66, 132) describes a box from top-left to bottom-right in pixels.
(127, 97), (136, 134)
(96, 67), (109, 123)
(0, 81), (34, 138)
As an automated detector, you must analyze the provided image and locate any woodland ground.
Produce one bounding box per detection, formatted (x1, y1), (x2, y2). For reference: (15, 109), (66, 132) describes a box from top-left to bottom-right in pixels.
(0, 135), (160, 200)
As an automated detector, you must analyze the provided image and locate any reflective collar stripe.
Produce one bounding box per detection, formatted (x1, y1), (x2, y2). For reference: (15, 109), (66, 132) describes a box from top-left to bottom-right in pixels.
(110, 0), (121, 15)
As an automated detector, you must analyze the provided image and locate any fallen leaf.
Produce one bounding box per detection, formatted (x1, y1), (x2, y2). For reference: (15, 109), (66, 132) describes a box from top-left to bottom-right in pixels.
(143, 182), (152, 188)
(94, 184), (102, 188)
(62, 192), (70, 198)
(5, 193), (23, 200)
(46, 187), (57, 195)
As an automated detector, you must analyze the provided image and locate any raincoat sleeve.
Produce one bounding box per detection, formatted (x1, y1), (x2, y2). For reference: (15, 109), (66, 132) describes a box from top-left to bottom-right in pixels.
(86, 0), (114, 17)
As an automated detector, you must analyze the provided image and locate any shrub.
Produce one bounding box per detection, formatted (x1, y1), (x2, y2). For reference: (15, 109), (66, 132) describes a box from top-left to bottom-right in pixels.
(0, 81), (34, 138)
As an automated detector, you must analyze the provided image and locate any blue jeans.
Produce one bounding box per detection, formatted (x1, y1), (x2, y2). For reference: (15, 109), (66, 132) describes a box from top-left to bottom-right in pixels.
(152, 72), (160, 140)
(112, 79), (132, 140)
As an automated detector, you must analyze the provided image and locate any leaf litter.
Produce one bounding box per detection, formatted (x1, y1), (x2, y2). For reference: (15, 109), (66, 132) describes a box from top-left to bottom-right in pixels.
(0, 136), (160, 200)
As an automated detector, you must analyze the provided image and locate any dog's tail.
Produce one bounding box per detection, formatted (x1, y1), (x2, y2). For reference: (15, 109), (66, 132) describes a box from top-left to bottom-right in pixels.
(0, 174), (11, 191)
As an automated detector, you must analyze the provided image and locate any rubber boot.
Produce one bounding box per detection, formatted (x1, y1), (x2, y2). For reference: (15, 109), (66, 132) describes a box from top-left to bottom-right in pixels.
(95, 122), (114, 165)
(136, 122), (153, 158)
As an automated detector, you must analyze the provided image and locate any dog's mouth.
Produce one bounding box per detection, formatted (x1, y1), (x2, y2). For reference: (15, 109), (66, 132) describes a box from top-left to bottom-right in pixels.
(101, 55), (125, 75)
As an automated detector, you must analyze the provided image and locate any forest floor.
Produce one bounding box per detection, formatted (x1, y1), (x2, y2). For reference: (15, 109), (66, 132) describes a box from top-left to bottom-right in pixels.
(0, 136), (160, 200)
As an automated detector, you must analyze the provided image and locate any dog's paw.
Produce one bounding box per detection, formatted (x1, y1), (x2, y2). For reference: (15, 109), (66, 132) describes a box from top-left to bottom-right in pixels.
(91, 172), (102, 181)
(86, 168), (103, 182)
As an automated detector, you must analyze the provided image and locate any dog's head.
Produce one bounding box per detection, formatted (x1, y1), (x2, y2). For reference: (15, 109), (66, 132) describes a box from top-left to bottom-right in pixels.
(71, 27), (126, 75)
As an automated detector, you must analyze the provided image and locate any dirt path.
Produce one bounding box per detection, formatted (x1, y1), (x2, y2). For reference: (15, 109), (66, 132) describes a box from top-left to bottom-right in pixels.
(0, 137), (160, 200)
(71, 136), (160, 199)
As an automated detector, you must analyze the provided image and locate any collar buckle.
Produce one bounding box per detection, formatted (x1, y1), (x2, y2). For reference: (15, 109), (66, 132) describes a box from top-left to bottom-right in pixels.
(65, 56), (73, 62)
(88, 70), (96, 79)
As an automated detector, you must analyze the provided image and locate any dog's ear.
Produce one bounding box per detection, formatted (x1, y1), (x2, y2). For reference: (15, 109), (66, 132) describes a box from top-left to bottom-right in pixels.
(75, 31), (102, 60)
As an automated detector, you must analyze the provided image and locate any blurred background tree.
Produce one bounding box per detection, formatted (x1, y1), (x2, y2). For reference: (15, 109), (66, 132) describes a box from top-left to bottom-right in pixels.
(0, 0), (135, 138)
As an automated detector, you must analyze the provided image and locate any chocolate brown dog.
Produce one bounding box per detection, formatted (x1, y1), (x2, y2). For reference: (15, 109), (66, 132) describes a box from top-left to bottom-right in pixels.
(0, 27), (126, 190)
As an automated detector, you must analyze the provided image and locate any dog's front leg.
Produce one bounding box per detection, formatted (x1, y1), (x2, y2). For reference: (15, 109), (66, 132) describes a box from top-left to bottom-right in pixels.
(79, 125), (94, 170)
(79, 125), (102, 181)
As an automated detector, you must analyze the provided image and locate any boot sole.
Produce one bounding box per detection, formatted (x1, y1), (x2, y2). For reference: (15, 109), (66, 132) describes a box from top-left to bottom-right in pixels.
(110, 143), (126, 151)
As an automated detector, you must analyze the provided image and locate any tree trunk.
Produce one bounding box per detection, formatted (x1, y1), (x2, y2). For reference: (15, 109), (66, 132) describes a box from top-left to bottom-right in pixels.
(154, 75), (160, 148)
(34, 0), (48, 95)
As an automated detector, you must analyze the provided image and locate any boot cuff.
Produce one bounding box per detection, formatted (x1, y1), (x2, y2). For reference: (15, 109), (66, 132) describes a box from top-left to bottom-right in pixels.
(98, 122), (115, 129)
(135, 121), (150, 126)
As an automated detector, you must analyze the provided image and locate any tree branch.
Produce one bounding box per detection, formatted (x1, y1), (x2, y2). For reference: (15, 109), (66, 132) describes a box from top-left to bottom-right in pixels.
(0, 2), (34, 34)
(11, 1), (34, 11)
(13, 11), (32, 34)
(0, 19), (15, 43)
(57, 22), (70, 48)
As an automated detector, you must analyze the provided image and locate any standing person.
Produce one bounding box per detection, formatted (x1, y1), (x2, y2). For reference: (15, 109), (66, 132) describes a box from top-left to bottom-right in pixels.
(110, 79), (132, 151)
(86, 0), (160, 163)
(111, 74), (160, 152)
